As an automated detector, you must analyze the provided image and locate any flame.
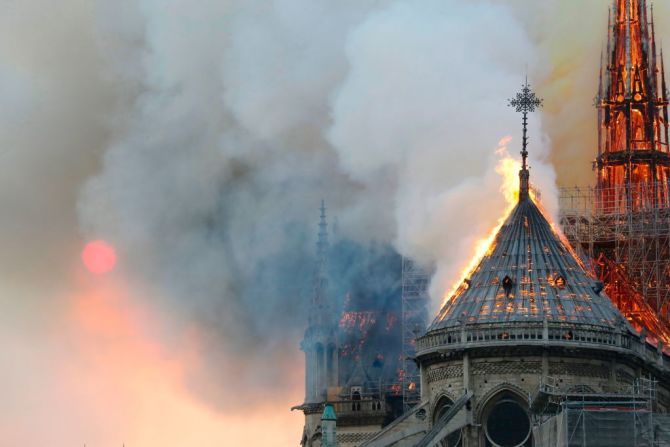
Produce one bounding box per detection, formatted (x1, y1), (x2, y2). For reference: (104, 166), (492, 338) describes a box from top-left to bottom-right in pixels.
(534, 194), (590, 273)
(339, 311), (377, 332)
(441, 136), (520, 306)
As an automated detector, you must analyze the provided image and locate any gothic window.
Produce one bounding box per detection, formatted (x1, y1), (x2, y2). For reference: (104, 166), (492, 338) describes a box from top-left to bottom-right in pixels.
(326, 344), (336, 386)
(316, 344), (325, 397)
(631, 109), (645, 148)
(612, 111), (626, 151)
(433, 396), (462, 446)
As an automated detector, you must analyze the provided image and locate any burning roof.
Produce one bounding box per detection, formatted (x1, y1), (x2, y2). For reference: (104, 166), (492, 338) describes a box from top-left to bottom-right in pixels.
(430, 79), (630, 334)
(430, 196), (627, 331)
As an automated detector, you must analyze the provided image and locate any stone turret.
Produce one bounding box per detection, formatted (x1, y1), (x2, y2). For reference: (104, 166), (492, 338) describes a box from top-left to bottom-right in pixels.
(321, 404), (338, 447)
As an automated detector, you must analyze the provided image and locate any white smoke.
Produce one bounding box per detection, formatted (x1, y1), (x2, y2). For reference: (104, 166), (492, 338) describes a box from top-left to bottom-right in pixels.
(327, 0), (557, 308)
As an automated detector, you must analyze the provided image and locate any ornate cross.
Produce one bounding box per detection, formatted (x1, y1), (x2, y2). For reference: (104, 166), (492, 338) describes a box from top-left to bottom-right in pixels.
(508, 78), (543, 172)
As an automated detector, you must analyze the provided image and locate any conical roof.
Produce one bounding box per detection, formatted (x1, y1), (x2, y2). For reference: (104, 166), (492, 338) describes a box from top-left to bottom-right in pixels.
(321, 403), (337, 421)
(429, 197), (626, 331)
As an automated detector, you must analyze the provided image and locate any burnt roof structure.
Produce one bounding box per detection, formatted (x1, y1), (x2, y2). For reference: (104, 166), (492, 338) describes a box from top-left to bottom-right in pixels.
(430, 197), (626, 330)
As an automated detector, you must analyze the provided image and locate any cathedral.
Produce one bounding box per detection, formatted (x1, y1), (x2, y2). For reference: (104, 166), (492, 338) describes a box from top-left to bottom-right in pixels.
(294, 1), (670, 445)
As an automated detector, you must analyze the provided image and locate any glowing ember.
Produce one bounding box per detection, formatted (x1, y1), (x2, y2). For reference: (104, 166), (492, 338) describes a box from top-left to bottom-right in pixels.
(82, 240), (117, 274)
(339, 311), (377, 332)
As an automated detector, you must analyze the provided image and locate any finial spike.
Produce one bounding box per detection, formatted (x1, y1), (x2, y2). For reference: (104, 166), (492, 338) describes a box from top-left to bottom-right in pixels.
(508, 78), (543, 202)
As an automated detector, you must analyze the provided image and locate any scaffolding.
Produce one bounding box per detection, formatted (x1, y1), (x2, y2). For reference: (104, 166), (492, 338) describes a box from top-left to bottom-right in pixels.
(559, 182), (670, 324)
(533, 377), (665, 446)
(401, 257), (429, 411)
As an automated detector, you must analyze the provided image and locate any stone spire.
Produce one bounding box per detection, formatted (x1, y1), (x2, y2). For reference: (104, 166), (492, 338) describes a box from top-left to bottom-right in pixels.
(310, 200), (330, 326)
(302, 200), (337, 404)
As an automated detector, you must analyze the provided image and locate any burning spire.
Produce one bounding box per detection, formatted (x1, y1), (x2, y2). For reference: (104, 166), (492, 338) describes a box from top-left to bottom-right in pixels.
(508, 78), (543, 202)
(597, 0), (670, 208)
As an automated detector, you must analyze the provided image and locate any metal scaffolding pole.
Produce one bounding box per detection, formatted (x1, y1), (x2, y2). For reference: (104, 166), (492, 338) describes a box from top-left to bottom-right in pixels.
(559, 182), (670, 326)
(401, 257), (429, 411)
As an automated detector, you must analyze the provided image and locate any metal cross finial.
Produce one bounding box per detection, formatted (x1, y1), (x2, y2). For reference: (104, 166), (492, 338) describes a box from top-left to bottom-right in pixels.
(508, 78), (543, 201)
(508, 78), (543, 114)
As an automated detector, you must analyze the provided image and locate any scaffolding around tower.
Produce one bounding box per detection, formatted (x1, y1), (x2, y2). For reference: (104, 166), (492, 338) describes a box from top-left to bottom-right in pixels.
(559, 182), (670, 334)
(400, 257), (429, 410)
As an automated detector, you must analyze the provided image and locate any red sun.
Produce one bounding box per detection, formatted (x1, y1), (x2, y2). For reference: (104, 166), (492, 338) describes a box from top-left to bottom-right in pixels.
(82, 240), (117, 274)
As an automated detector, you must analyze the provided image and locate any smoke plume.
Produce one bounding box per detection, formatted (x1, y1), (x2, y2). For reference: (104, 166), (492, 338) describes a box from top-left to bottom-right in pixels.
(1, 0), (669, 445)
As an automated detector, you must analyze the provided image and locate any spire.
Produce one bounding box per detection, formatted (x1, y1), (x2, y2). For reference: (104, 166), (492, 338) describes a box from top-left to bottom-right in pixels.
(650, 2), (658, 98)
(606, 7), (613, 94)
(662, 47), (669, 146)
(625, 0), (632, 96)
(310, 200), (330, 327)
(597, 48), (603, 104)
(663, 48), (668, 104)
(597, 0), (669, 197)
(508, 77), (543, 202)
(608, 0), (648, 100)
(317, 199), (329, 262)
(595, 47), (609, 164)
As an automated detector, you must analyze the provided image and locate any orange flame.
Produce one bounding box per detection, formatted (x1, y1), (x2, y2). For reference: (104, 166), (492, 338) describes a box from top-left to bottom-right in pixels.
(441, 136), (520, 306)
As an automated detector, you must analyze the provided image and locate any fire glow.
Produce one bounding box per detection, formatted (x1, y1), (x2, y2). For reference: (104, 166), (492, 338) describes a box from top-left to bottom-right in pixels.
(39, 276), (305, 446)
(441, 136), (521, 306)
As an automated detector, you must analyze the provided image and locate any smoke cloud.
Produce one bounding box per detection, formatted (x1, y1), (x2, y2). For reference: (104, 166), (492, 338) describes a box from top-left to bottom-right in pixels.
(2, 0), (669, 445)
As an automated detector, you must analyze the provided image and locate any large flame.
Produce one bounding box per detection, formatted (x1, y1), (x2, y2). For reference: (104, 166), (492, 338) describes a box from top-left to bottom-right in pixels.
(441, 136), (520, 306)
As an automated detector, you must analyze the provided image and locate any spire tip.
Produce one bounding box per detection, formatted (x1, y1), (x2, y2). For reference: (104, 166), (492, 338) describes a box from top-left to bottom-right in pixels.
(508, 77), (543, 201)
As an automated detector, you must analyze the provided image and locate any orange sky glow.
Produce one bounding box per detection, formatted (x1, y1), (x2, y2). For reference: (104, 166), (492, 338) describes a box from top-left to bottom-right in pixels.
(0, 271), (304, 447)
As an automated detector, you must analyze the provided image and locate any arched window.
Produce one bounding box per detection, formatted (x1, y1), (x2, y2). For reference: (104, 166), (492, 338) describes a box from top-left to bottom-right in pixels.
(326, 344), (336, 386)
(315, 344), (325, 398)
(611, 111), (626, 152)
(631, 109), (645, 149)
(433, 396), (453, 424)
(433, 396), (462, 446)
(482, 391), (532, 447)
